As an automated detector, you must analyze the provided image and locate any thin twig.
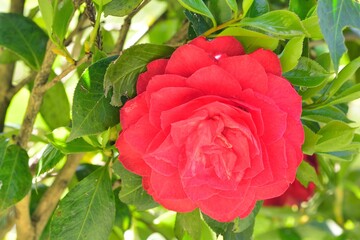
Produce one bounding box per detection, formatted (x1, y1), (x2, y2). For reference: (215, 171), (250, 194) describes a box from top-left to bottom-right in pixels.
(39, 53), (91, 93)
(112, 0), (151, 54)
(6, 72), (37, 100)
(32, 154), (83, 239)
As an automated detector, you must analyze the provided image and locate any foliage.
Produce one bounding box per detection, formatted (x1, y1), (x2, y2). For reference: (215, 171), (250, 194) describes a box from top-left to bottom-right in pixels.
(0, 0), (360, 240)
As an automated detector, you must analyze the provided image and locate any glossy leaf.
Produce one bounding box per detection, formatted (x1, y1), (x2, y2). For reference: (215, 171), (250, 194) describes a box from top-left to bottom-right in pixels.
(237, 10), (307, 38)
(104, 0), (143, 17)
(177, 0), (216, 26)
(52, 0), (74, 43)
(279, 36), (304, 72)
(246, 0), (269, 17)
(113, 162), (158, 210)
(0, 138), (32, 211)
(50, 166), (115, 240)
(302, 125), (320, 155)
(225, 0), (238, 15)
(38, 0), (54, 36)
(36, 144), (65, 176)
(315, 121), (356, 152)
(104, 44), (174, 106)
(175, 209), (202, 240)
(69, 56), (119, 141)
(92, 0), (112, 6)
(47, 128), (99, 154)
(328, 56), (360, 97)
(317, 0), (360, 71)
(218, 27), (279, 51)
(289, 0), (316, 19)
(302, 106), (351, 124)
(296, 160), (322, 189)
(0, 13), (48, 70)
(302, 16), (323, 39)
(185, 10), (213, 36)
(283, 57), (333, 87)
(40, 82), (70, 130)
(242, 0), (254, 17)
(329, 83), (360, 106)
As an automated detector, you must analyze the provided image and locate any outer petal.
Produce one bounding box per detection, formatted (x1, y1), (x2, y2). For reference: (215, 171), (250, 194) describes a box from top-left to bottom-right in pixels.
(189, 36), (245, 58)
(266, 73), (302, 119)
(198, 191), (256, 222)
(186, 65), (242, 98)
(148, 171), (197, 212)
(137, 59), (168, 94)
(165, 44), (215, 77)
(120, 93), (148, 130)
(219, 55), (268, 93)
(146, 74), (187, 94)
(249, 49), (282, 76)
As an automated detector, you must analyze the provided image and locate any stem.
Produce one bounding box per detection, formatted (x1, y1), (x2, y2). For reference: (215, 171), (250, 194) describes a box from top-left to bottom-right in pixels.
(88, 4), (103, 51)
(112, 0), (151, 54)
(32, 154), (83, 239)
(202, 17), (242, 37)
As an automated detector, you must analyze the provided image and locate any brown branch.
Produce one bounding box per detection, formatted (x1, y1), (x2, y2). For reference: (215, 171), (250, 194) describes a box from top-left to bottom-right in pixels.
(14, 40), (56, 240)
(0, 64), (15, 132)
(6, 72), (37, 100)
(32, 154), (83, 239)
(39, 53), (91, 93)
(112, 0), (152, 54)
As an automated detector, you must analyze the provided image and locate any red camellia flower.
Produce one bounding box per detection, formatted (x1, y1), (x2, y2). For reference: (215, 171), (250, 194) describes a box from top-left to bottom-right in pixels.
(115, 36), (304, 222)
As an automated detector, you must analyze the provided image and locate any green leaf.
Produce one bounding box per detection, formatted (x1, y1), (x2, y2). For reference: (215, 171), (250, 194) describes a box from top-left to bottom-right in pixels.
(246, 0), (269, 18)
(0, 13), (48, 70)
(104, 0), (143, 17)
(175, 209), (202, 240)
(302, 106), (351, 124)
(104, 44), (174, 106)
(50, 165), (115, 240)
(242, 0), (254, 17)
(92, 0), (112, 7)
(328, 83), (360, 106)
(302, 125), (320, 155)
(113, 188), (132, 231)
(177, 0), (216, 27)
(296, 160), (323, 190)
(317, 0), (360, 71)
(279, 36), (304, 72)
(289, 0), (316, 20)
(237, 10), (307, 38)
(328, 56), (360, 97)
(52, 0), (74, 43)
(283, 57), (333, 87)
(40, 82), (70, 130)
(113, 161), (158, 210)
(38, 0), (54, 37)
(315, 120), (356, 152)
(185, 10), (213, 36)
(218, 27), (279, 52)
(36, 144), (65, 176)
(69, 56), (120, 141)
(0, 138), (32, 211)
(225, 0), (238, 16)
(47, 127), (99, 154)
(302, 16), (323, 39)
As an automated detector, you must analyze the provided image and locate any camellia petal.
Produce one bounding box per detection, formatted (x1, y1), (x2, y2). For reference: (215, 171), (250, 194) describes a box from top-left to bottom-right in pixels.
(137, 59), (168, 94)
(249, 48), (282, 76)
(189, 36), (245, 58)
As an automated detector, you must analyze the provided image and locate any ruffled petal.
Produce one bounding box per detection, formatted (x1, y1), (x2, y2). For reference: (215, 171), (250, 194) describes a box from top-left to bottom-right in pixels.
(165, 44), (215, 77)
(146, 74), (187, 94)
(137, 59), (168, 94)
(219, 55), (268, 93)
(186, 65), (242, 98)
(249, 49), (282, 76)
(120, 93), (148, 130)
(266, 73), (302, 119)
(189, 36), (245, 58)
